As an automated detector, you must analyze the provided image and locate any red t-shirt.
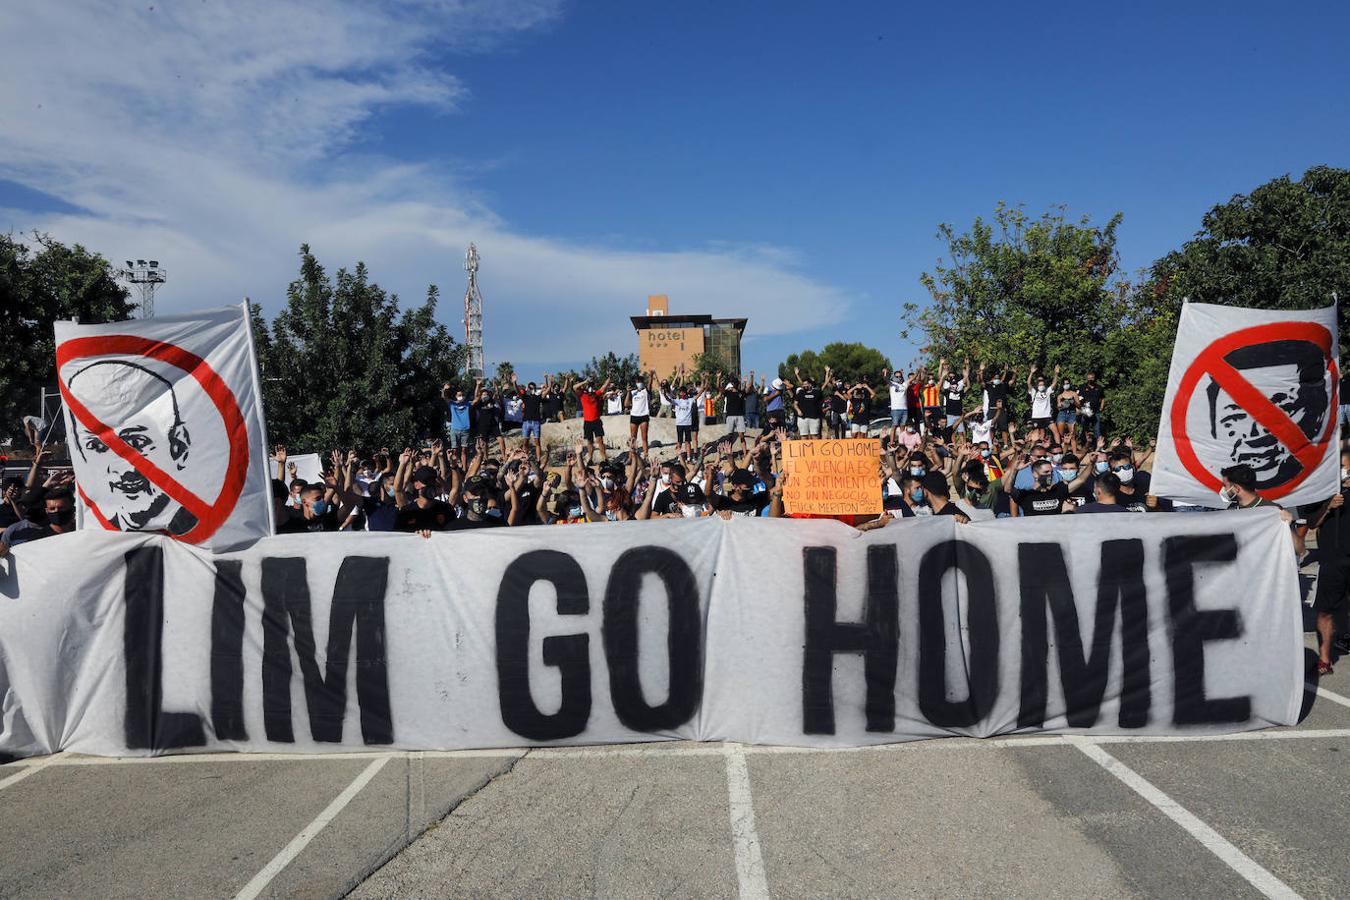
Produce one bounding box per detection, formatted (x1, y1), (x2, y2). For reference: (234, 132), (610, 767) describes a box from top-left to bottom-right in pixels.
(578, 390), (604, 421)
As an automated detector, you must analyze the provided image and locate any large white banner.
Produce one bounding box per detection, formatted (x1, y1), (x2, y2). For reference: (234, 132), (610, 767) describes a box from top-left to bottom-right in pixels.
(1150, 302), (1340, 508)
(55, 303), (273, 550)
(0, 514), (1302, 758)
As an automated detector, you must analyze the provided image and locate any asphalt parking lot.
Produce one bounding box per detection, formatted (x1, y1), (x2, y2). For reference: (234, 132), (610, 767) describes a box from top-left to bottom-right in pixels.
(2, 635), (1348, 900)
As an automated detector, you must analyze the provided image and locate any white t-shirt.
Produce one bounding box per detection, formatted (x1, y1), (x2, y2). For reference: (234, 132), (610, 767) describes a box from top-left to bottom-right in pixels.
(671, 394), (704, 426)
(1029, 387), (1053, 419)
(606, 391), (624, 415)
(629, 388), (650, 417)
(970, 417), (994, 445)
(888, 376), (910, 410)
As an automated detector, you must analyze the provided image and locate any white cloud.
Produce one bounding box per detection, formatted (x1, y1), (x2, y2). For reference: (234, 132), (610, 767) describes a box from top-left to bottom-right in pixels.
(0, 0), (852, 367)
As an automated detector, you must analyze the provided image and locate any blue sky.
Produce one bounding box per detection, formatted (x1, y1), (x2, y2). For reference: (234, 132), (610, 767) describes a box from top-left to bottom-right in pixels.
(2, 1), (1347, 379)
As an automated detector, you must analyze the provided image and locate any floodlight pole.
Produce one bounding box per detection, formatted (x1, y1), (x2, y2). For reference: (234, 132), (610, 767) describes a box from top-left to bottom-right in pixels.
(463, 244), (485, 379)
(118, 259), (167, 318)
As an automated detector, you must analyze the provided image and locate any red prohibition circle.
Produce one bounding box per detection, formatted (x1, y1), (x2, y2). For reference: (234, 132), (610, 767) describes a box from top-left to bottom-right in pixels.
(56, 335), (251, 544)
(1170, 321), (1339, 500)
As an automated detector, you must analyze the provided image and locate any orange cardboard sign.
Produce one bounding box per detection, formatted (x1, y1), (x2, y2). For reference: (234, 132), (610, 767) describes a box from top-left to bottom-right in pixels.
(781, 438), (882, 515)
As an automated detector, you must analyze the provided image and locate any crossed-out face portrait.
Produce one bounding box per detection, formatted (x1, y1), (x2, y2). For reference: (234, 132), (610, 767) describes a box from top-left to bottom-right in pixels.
(66, 360), (200, 536)
(1205, 340), (1330, 491)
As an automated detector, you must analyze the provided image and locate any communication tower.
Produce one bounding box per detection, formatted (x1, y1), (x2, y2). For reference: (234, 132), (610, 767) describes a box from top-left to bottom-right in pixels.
(463, 244), (484, 379)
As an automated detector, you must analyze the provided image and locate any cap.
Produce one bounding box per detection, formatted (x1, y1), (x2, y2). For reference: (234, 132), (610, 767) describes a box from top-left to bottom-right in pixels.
(412, 466), (438, 486)
(771, 378), (784, 390)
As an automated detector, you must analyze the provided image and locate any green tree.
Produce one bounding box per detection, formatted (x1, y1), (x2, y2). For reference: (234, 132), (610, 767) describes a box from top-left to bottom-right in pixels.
(490, 360), (516, 387)
(905, 203), (1139, 423)
(777, 342), (891, 386)
(582, 351), (641, 387)
(1107, 166), (1350, 437)
(256, 244), (465, 452)
(0, 232), (135, 447)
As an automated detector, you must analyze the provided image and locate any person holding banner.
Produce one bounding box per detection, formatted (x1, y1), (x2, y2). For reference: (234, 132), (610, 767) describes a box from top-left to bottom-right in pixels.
(1308, 451), (1350, 675)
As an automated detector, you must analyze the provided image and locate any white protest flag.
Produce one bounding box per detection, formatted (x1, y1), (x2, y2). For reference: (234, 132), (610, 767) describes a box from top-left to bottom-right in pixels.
(1150, 302), (1340, 508)
(54, 302), (273, 550)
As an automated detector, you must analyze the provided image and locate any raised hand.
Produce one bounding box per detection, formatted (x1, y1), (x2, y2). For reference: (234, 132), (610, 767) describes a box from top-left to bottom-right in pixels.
(275, 445), (287, 464)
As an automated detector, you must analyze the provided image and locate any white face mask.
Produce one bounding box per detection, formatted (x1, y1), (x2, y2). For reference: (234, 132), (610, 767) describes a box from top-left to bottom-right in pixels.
(1218, 486), (1234, 505)
(1115, 466), (1135, 484)
(661, 473), (671, 485)
(1342, 467), (1349, 481)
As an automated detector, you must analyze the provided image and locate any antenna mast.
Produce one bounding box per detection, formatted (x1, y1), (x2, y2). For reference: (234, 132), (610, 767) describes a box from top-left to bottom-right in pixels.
(463, 243), (484, 379)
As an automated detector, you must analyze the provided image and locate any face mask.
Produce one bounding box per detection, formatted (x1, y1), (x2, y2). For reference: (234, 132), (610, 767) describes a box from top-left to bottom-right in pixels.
(1059, 468), (1078, 479)
(49, 508), (75, 527)
(418, 485), (438, 501)
(310, 500), (329, 516)
(661, 473), (671, 485)
(467, 498), (487, 515)
(910, 466), (925, 476)
(907, 426), (916, 433)
(1094, 460), (1109, 474)
(1115, 466), (1135, 484)
(1036, 473), (1053, 488)
(486, 506), (503, 519)
(898, 486), (920, 505)
(991, 379), (1001, 385)
(1063, 383), (1071, 390)
(1218, 487), (1234, 505)
(1342, 467), (1349, 481)
(1037, 384), (1046, 391)
(455, 395), (464, 403)
(1051, 453), (1063, 464)
(636, 381), (644, 389)
(601, 477), (616, 490)
(980, 449), (991, 458)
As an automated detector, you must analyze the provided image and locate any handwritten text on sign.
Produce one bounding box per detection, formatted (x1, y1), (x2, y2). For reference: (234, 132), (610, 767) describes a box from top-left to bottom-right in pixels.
(782, 438), (882, 515)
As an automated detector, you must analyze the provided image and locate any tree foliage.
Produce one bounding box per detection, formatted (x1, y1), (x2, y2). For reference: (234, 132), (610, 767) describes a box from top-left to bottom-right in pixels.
(582, 351), (641, 387)
(254, 244), (465, 452)
(777, 342), (891, 386)
(0, 232), (134, 447)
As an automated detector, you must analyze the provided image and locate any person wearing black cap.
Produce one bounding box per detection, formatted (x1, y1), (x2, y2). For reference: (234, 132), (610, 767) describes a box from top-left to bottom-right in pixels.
(712, 468), (781, 518)
(442, 473), (514, 529)
(394, 462), (456, 532)
(922, 472), (970, 523)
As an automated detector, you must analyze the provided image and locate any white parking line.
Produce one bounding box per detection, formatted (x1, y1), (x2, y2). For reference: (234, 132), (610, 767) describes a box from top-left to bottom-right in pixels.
(232, 756), (390, 900)
(1306, 681), (1350, 710)
(0, 753), (62, 791)
(1072, 740), (1301, 900)
(723, 743), (770, 900)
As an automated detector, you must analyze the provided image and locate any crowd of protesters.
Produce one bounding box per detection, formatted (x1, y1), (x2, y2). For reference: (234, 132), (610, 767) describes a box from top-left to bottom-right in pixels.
(3, 356), (1348, 675)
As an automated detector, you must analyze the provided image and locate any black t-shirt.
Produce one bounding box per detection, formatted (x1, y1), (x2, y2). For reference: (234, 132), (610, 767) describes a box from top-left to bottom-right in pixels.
(1316, 496), (1350, 555)
(1067, 477), (1094, 507)
(521, 391), (542, 421)
(473, 398), (500, 433)
(1079, 385), (1103, 417)
(712, 491), (770, 516)
(1076, 501), (1128, 514)
(442, 512), (507, 530)
(984, 379), (1009, 410)
(1012, 482), (1070, 516)
(395, 499), (457, 532)
(723, 388), (747, 417)
(653, 483), (707, 515)
(943, 380), (964, 415)
(932, 502), (968, 521)
(849, 389), (870, 420)
(542, 391), (562, 418)
(1115, 469), (1153, 513)
(829, 393), (847, 415)
(795, 388), (823, 418)
(276, 507), (340, 533)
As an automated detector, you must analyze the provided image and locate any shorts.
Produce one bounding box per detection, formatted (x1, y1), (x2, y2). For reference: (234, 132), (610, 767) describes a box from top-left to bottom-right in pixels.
(448, 428), (471, 449)
(1030, 417), (1052, 430)
(583, 419), (605, 440)
(1314, 556), (1350, 613)
(677, 424), (693, 444)
(725, 415), (746, 433)
(849, 421), (868, 435)
(1055, 410), (1077, 425)
(522, 420), (541, 439)
(891, 409), (907, 425)
(945, 414), (961, 427)
(799, 417), (821, 436)
(704, 415), (717, 426)
(630, 415), (649, 427)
